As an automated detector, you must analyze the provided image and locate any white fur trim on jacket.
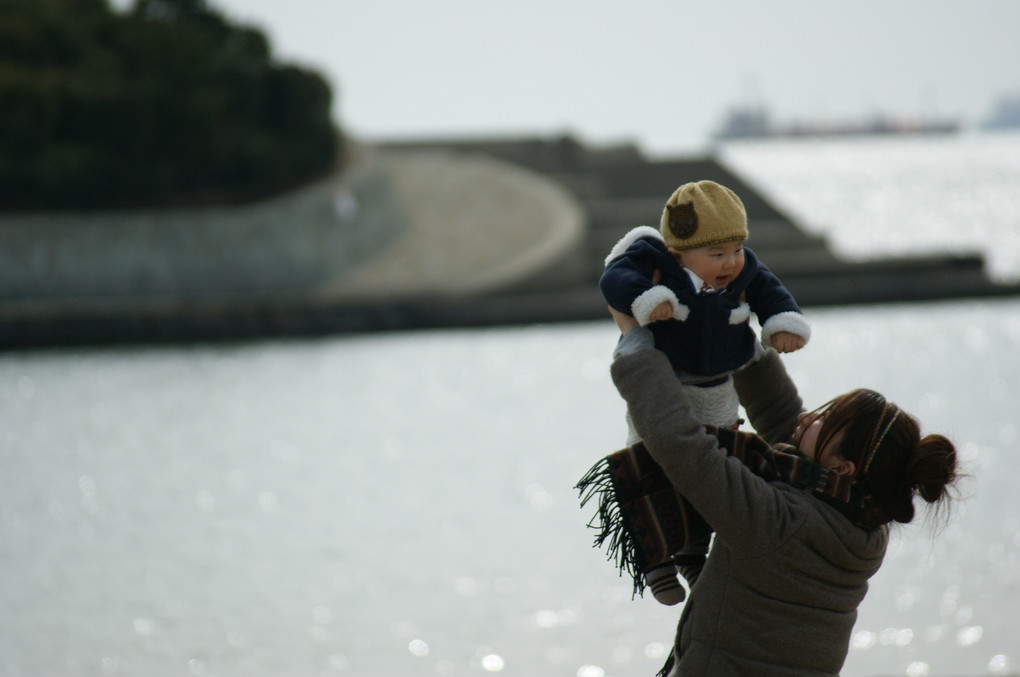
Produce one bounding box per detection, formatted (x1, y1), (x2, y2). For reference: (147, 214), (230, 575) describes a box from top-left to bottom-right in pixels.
(604, 226), (663, 266)
(760, 311), (811, 349)
(632, 285), (688, 326)
(728, 302), (751, 326)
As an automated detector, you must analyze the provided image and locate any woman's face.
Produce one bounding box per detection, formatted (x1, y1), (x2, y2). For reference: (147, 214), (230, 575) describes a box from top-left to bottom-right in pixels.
(794, 411), (850, 473)
(793, 411), (825, 460)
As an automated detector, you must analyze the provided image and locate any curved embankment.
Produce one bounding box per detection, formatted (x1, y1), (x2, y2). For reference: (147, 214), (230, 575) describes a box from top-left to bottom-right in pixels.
(0, 146), (587, 346)
(326, 149), (586, 299)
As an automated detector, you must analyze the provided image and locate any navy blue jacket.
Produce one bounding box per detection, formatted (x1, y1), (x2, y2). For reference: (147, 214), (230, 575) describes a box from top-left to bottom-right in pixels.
(600, 227), (807, 377)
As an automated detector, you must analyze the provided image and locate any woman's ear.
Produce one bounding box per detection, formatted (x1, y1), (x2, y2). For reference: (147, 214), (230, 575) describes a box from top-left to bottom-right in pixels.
(827, 458), (856, 477)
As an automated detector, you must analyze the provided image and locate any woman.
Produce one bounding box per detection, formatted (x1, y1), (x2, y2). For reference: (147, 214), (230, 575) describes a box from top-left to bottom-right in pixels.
(608, 313), (960, 676)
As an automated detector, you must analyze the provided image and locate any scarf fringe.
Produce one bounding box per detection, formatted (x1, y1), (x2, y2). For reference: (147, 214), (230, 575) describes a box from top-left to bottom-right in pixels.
(575, 457), (647, 597)
(575, 430), (877, 604)
(656, 651), (675, 677)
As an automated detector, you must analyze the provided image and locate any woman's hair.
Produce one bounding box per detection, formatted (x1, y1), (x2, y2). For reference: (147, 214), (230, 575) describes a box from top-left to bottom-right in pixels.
(812, 388), (959, 526)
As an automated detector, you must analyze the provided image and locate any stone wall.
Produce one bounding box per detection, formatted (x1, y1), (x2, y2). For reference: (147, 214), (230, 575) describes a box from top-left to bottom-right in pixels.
(0, 144), (590, 341)
(0, 159), (405, 315)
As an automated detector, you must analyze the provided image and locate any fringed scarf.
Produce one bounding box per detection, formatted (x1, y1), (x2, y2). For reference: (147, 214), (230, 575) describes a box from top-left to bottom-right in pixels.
(575, 426), (880, 597)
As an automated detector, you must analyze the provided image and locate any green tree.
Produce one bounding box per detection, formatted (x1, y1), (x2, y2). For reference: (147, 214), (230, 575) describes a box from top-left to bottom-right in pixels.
(0, 0), (341, 210)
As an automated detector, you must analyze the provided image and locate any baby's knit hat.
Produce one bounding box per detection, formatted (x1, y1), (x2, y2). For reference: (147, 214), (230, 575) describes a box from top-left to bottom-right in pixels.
(659, 180), (748, 250)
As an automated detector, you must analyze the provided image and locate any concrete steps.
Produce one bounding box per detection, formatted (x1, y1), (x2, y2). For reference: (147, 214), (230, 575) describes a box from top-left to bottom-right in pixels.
(383, 135), (1015, 310)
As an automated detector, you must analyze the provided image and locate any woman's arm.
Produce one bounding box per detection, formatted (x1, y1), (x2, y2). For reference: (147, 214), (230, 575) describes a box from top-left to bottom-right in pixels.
(611, 346), (804, 554)
(732, 351), (803, 445)
(608, 305), (639, 336)
(610, 304), (803, 445)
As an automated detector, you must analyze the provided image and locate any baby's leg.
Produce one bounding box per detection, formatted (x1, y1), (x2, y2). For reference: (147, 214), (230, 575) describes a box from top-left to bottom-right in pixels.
(645, 562), (686, 606)
(672, 535), (711, 588)
(681, 378), (740, 428)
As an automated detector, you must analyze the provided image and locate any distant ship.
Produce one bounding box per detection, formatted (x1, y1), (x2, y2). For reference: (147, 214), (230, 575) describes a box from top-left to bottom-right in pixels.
(713, 105), (960, 140)
(982, 94), (1020, 130)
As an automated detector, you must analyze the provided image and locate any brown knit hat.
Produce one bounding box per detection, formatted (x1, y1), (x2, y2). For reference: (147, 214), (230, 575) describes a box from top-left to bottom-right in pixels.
(659, 180), (748, 250)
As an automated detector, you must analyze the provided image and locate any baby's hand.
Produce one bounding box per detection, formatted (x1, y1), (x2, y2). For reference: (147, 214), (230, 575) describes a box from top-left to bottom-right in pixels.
(771, 331), (805, 354)
(648, 301), (673, 322)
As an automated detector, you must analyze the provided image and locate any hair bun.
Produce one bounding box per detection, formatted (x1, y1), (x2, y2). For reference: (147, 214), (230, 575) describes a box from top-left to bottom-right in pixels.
(907, 434), (958, 504)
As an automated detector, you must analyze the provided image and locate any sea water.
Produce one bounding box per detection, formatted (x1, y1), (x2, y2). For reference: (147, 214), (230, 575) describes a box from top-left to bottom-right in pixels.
(2, 133), (1019, 677)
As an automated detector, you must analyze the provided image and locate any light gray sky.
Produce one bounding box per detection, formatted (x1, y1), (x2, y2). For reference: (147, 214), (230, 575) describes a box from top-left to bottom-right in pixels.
(122, 0), (1020, 154)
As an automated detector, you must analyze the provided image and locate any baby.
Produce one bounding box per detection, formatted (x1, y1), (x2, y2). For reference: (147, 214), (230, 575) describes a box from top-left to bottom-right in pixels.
(599, 179), (810, 604)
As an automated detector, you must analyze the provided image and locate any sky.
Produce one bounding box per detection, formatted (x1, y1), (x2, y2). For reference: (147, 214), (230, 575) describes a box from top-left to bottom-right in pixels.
(117, 0), (1020, 155)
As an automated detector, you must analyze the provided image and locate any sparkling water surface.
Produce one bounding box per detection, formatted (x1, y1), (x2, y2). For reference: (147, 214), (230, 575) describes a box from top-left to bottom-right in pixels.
(720, 131), (1020, 283)
(2, 134), (1019, 677)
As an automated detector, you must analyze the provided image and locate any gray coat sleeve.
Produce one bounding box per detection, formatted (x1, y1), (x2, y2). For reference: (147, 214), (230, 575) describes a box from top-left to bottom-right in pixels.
(610, 347), (808, 556)
(732, 350), (804, 445)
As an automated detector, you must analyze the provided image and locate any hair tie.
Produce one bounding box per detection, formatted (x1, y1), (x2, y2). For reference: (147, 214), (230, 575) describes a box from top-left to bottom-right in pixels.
(864, 407), (900, 474)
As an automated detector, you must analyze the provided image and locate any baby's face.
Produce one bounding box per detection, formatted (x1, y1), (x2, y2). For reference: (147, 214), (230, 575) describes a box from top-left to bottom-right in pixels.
(669, 240), (746, 290)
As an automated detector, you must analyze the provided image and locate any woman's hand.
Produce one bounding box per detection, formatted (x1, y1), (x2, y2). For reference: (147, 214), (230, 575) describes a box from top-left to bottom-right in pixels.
(608, 306), (640, 334)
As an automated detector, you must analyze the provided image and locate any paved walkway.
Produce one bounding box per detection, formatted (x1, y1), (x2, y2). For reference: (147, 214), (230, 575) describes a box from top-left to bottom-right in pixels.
(326, 148), (586, 299)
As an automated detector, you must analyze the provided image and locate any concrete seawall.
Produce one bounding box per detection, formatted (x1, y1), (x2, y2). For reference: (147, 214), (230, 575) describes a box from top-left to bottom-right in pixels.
(2, 135), (1018, 349)
(0, 143), (588, 348)
(0, 150), (402, 313)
